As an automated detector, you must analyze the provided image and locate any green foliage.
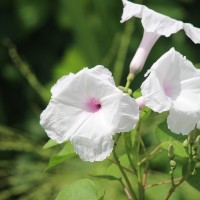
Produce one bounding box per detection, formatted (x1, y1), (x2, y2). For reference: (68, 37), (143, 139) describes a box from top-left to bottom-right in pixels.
(89, 174), (121, 181)
(182, 162), (200, 191)
(43, 139), (58, 149)
(55, 179), (98, 200)
(46, 142), (77, 170)
(155, 122), (188, 157)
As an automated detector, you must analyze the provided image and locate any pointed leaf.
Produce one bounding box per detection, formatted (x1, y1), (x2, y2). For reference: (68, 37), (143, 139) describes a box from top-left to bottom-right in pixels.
(46, 142), (76, 170)
(43, 139), (58, 149)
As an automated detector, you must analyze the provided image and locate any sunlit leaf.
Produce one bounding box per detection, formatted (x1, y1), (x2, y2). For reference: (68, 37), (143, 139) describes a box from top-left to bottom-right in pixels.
(55, 179), (98, 200)
(155, 122), (188, 157)
(46, 142), (76, 170)
(132, 88), (142, 98)
(43, 139), (58, 149)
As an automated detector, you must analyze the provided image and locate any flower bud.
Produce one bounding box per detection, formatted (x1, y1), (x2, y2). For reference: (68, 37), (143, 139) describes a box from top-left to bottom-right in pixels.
(195, 162), (200, 169)
(168, 144), (175, 159)
(183, 139), (189, 148)
(191, 169), (196, 175)
(193, 155), (197, 160)
(170, 160), (176, 168)
(127, 89), (132, 95)
(195, 135), (200, 144)
(193, 141), (199, 151)
(188, 131), (196, 144)
(197, 146), (200, 160)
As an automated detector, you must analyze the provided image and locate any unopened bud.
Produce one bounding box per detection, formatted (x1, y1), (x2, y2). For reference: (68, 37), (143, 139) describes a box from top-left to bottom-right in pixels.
(192, 169), (197, 175)
(193, 141), (199, 151)
(168, 144), (175, 159)
(170, 160), (176, 168)
(188, 131), (196, 144)
(196, 135), (200, 144)
(183, 139), (189, 148)
(193, 155), (197, 160)
(197, 146), (200, 160)
(127, 89), (132, 95)
(195, 162), (200, 169)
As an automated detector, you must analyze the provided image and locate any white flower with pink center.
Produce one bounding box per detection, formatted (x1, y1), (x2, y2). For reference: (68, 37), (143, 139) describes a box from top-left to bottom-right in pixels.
(141, 48), (200, 134)
(40, 65), (139, 162)
(121, 0), (200, 74)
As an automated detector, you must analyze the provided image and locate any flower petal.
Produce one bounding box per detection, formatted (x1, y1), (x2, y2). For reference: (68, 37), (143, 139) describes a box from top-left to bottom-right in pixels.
(183, 23), (200, 44)
(51, 73), (75, 96)
(120, 0), (143, 23)
(167, 102), (200, 135)
(40, 100), (91, 143)
(121, 0), (183, 37)
(51, 67), (115, 106)
(90, 65), (115, 85)
(141, 7), (183, 37)
(101, 93), (139, 132)
(141, 71), (172, 112)
(71, 111), (114, 162)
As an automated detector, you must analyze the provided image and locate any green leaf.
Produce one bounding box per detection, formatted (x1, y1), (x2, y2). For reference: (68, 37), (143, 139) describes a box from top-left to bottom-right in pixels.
(89, 174), (121, 181)
(182, 162), (200, 191)
(132, 88), (142, 98)
(97, 189), (105, 200)
(55, 179), (98, 200)
(46, 142), (76, 170)
(140, 107), (152, 122)
(43, 139), (58, 149)
(155, 122), (188, 157)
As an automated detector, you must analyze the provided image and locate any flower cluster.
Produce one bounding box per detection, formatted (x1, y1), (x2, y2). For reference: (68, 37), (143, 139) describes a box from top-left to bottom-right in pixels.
(40, 0), (200, 162)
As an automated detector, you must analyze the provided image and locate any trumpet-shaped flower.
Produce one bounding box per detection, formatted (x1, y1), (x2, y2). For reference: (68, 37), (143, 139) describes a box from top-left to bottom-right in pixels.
(121, 0), (200, 74)
(141, 48), (200, 134)
(40, 65), (139, 162)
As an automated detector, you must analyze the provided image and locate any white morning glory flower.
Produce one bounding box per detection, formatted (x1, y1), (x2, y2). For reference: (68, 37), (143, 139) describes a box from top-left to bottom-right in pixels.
(40, 65), (139, 162)
(121, 0), (200, 74)
(141, 48), (200, 135)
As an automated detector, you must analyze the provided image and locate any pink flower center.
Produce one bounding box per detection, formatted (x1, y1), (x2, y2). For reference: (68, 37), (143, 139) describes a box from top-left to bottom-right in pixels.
(86, 98), (101, 113)
(163, 84), (172, 97)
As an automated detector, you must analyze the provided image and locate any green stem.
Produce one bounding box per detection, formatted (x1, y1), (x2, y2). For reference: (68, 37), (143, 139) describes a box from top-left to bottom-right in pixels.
(113, 149), (138, 200)
(135, 122), (145, 200)
(107, 158), (135, 174)
(119, 179), (134, 200)
(138, 145), (161, 165)
(123, 134), (137, 174)
(145, 177), (182, 189)
(164, 143), (193, 200)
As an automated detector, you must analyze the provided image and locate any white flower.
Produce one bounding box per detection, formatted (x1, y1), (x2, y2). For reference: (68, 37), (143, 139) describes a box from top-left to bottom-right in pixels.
(121, 0), (200, 74)
(141, 48), (200, 135)
(40, 65), (139, 162)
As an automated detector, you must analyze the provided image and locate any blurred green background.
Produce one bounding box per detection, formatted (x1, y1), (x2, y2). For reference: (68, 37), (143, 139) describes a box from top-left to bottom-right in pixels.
(0, 0), (200, 199)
